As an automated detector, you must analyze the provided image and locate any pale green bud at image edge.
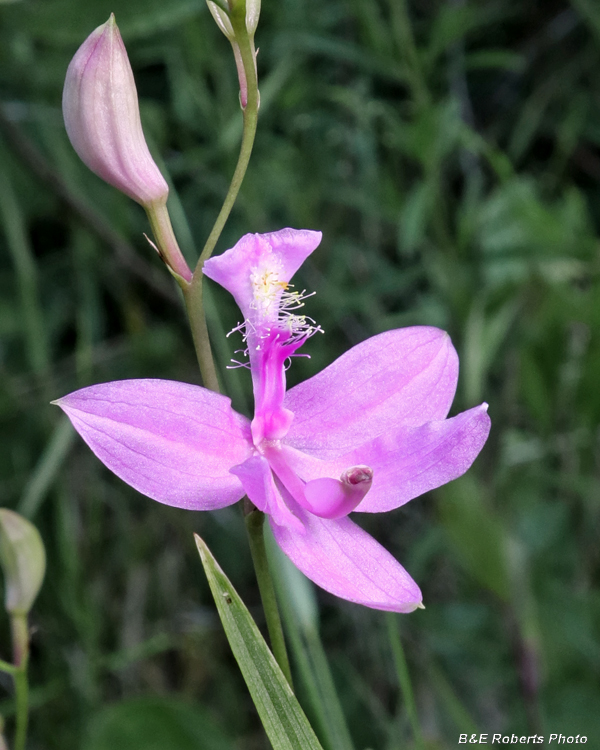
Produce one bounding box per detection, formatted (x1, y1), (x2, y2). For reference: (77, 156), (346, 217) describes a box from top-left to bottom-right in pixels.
(0, 509), (46, 616)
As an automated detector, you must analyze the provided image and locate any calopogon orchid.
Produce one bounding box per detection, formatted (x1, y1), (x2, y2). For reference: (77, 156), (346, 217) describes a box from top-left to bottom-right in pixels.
(55, 229), (491, 613)
(63, 15), (192, 281)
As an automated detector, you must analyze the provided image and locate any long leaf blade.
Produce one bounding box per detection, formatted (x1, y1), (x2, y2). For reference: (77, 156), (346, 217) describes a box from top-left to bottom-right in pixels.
(194, 534), (325, 750)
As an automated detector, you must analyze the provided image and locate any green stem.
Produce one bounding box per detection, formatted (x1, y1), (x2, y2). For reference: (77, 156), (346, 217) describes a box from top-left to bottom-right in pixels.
(386, 613), (424, 750)
(10, 615), (29, 671)
(146, 201), (193, 283)
(182, 11), (259, 391)
(196, 20), (259, 268)
(244, 506), (293, 689)
(181, 281), (221, 393)
(12, 667), (28, 750)
(195, 92), (258, 268)
(10, 614), (30, 750)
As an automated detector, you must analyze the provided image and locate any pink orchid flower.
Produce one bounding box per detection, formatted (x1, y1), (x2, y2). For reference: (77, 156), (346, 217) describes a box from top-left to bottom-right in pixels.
(55, 228), (490, 612)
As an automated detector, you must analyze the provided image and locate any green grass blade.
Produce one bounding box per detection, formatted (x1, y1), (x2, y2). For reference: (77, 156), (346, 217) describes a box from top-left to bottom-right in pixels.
(386, 614), (424, 750)
(18, 418), (76, 520)
(0, 144), (50, 381)
(194, 534), (325, 750)
(267, 536), (355, 750)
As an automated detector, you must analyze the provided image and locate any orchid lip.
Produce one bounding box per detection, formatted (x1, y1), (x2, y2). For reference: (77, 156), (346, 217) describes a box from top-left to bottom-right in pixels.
(260, 438), (375, 523)
(300, 465), (374, 520)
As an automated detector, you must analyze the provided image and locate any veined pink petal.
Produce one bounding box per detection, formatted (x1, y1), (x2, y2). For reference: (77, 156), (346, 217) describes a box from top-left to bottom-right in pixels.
(203, 228), (322, 321)
(280, 405), (490, 513)
(55, 380), (252, 510)
(349, 403), (491, 513)
(284, 327), (458, 458)
(230, 455), (304, 533)
(270, 501), (422, 612)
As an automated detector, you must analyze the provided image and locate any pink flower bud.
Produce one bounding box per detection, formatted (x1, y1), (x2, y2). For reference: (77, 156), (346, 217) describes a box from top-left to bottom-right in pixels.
(63, 14), (169, 207)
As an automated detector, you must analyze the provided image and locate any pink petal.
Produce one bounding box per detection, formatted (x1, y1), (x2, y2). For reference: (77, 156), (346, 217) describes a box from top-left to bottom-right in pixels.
(203, 229), (322, 320)
(230, 455), (304, 533)
(282, 405), (491, 513)
(55, 379), (252, 510)
(270, 500), (422, 612)
(284, 327), (459, 458)
(350, 403), (491, 512)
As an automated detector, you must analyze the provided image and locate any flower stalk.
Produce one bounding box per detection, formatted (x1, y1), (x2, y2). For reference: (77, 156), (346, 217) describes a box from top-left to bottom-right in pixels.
(0, 633), (29, 750)
(197, 0), (259, 268)
(182, 0), (260, 390)
(245, 504), (293, 689)
(188, 5), (292, 690)
(181, 275), (221, 393)
(145, 200), (193, 283)
(11, 615), (29, 750)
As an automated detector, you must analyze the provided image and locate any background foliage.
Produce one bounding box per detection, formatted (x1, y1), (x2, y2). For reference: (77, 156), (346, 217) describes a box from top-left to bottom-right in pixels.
(1, 0), (599, 747)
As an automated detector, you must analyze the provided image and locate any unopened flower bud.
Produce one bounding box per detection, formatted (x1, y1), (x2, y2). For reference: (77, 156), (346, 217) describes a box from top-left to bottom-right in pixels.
(245, 0), (261, 35)
(206, 0), (260, 109)
(206, 1), (235, 40)
(0, 509), (46, 616)
(207, 0), (260, 36)
(63, 14), (169, 207)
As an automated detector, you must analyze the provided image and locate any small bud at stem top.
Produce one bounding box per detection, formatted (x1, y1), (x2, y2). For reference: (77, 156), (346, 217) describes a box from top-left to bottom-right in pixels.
(245, 0), (261, 35)
(205, 0), (260, 109)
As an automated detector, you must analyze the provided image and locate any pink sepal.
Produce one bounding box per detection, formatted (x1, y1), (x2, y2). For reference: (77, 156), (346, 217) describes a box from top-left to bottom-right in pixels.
(284, 327), (458, 458)
(55, 379), (252, 510)
(270, 496), (423, 613)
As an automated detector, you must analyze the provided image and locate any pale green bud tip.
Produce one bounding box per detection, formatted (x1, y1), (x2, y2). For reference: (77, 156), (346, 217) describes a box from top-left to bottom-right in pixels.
(245, 0), (261, 35)
(62, 15), (169, 207)
(206, 1), (234, 39)
(206, 0), (260, 38)
(0, 509), (46, 615)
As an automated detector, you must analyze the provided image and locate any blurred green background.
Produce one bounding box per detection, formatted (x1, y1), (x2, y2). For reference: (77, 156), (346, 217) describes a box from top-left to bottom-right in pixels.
(1, 0), (599, 747)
